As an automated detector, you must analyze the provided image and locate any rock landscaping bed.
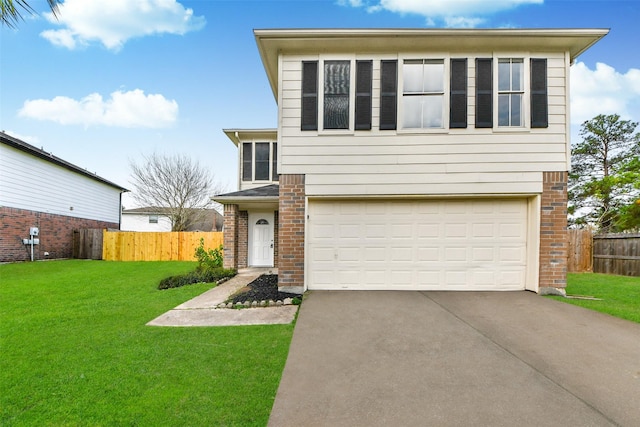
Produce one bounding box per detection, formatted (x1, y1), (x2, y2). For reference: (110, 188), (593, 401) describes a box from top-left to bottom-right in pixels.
(221, 275), (302, 309)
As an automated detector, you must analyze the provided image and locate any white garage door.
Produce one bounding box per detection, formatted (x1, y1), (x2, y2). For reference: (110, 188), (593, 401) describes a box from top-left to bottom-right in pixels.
(308, 199), (528, 291)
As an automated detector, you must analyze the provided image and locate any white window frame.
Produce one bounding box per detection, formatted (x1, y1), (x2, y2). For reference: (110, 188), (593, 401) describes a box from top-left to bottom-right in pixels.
(494, 54), (531, 130)
(241, 141), (278, 183)
(398, 54), (450, 133)
(317, 55), (356, 134)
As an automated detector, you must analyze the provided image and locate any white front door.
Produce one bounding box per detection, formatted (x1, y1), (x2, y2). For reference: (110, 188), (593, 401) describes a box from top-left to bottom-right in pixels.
(249, 212), (274, 267)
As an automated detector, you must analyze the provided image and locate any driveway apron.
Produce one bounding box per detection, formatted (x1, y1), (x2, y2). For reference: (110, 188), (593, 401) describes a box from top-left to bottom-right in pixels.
(268, 291), (640, 427)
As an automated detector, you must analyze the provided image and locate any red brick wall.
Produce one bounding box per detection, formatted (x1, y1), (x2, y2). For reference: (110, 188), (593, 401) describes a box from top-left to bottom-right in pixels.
(238, 211), (248, 269)
(223, 204), (238, 269)
(278, 174), (305, 289)
(0, 206), (118, 262)
(539, 171), (568, 291)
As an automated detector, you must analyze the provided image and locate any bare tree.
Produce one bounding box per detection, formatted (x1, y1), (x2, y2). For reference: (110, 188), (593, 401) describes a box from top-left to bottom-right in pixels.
(1, 0), (60, 28)
(129, 152), (223, 232)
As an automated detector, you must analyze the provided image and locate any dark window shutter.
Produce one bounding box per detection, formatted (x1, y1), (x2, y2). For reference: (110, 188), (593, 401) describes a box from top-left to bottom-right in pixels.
(475, 58), (493, 128)
(242, 143), (252, 181)
(301, 61), (318, 131)
(450, 58), (467, 128)
(355, 60), (372, 130)
(272, 143), (278, 181)
(379, 60), (397, 130)
(530, 58), (548, 128)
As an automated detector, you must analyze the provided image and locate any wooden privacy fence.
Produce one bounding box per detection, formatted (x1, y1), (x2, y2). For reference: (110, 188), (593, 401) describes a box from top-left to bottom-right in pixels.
(102, 231), (223, 261)
(73, 229), (105, 260)
(593, 233), (640, 277)
(567, 229), (593, 273)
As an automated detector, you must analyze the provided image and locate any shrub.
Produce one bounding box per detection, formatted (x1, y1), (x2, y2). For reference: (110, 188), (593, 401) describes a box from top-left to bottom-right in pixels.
(158, 267), (236, 290)
(194, 238), (223, 271)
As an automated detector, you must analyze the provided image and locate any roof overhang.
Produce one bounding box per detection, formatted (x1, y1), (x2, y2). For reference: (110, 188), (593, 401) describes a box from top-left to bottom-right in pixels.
(255, 28), (609, 99)
(223, 128), (277, 146)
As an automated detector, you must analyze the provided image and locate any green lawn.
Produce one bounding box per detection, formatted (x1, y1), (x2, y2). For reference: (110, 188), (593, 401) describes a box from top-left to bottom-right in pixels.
(0, 260), (294, 426)
(549, 273), (640, 323)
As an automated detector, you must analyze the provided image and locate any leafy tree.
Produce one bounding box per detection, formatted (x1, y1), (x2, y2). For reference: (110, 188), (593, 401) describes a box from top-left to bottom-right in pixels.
(569, 114), (640, 232)
(1, 0), (59, 28)
(129, 152), (224, 232)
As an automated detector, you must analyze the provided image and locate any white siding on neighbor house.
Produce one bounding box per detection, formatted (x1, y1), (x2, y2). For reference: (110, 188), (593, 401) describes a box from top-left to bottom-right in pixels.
(278, 52), (568, 196)
(0, 144), (122, 223)
(120, 213), (172, 231)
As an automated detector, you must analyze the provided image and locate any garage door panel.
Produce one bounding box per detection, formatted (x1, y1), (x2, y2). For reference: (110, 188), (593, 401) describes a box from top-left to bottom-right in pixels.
(308, 199), (527, 291)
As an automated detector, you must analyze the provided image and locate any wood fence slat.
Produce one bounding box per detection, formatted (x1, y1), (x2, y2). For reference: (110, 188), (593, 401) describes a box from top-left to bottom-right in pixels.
(101, 231), (223, 262)
(568, 229), (593, 273)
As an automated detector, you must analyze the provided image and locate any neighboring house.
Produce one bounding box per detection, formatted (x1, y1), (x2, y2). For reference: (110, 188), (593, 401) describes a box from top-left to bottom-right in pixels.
(214, 28), (608, 295)
(121, 207), (223, 232)
(0, 131), (128, 262)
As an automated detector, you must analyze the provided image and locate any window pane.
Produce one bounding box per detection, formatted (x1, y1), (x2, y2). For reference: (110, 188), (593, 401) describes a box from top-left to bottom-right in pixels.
(324, 61), (350, 129)
(511, 60), (523, 91)
(402, 96), (422, 128)
(324, 96), (349, 129)
(242, 143), (252, 181)
(498, 94), (510, 126)
(423, 95), (443, 128)
(324, 61), (350, 95)
(498, 60), (510, 91)
(403, 61), (423, 93)
(423, 60), (444, 93)
(511, 94), (522, 126)
(254, 142), (270, 181)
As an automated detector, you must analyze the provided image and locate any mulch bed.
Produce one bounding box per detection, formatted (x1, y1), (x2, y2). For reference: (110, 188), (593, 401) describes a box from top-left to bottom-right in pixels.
(228, 275), (301, 304)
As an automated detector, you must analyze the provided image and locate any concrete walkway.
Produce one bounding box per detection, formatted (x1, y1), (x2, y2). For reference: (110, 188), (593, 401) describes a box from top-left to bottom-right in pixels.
(147, 268), (298, 327)
(269, 291), (640, 427)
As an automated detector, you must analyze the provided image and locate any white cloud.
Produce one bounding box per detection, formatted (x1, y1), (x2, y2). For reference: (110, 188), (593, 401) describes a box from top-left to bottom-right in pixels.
(342, 0), (542, 27)
(570, 62), (640, 125)
(18, 89), (179, 128)
(40, 0), (206, 51)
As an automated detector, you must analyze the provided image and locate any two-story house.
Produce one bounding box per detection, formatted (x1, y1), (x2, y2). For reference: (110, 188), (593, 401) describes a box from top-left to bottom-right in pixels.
(214, 28), (608, 295)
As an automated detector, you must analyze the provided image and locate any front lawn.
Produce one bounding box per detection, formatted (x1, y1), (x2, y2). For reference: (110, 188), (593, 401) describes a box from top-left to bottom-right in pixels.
(548, 273), (640, 323)
(0, 260), (294, 426)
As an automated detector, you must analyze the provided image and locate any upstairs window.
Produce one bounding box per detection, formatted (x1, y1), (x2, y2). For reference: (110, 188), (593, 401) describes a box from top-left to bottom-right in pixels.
(241, 141), (278, 182)
(324, 60), (350, 129)
(498, 58), (524, 127)
(402, 59), (445, 129)
(301, 59), (373, 131)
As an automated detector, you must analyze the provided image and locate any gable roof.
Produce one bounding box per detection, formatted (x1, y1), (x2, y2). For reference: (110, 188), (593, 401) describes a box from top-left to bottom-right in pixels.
(0, 131), (128, 191)
(254, 28), (609, 99)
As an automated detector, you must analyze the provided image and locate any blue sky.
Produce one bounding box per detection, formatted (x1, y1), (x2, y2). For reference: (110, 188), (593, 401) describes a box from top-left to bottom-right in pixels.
(1, 0), (638, 208)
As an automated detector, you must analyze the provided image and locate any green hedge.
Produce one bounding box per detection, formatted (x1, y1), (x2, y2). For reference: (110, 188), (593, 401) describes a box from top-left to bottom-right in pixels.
(158, 268), (237, 290)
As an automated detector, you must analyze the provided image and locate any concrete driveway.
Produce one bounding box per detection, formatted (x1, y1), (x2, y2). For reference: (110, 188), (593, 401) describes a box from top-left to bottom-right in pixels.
(269, 291), (640, 426)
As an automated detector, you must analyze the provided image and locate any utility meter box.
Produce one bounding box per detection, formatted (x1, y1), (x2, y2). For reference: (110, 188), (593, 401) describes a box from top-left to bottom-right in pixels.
(30, 227), (39, 236)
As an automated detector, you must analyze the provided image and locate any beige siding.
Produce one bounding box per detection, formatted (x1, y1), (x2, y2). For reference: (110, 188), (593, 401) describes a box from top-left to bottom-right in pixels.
(278, 52), (568, 196)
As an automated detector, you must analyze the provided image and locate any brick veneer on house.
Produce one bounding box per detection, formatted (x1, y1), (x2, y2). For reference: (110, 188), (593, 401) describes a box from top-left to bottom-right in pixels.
(223, 204), (239, 269)
(0, 207), (118, 262)
(538, 171), (569, 295)
(238, 211), (248, 268)
(278, 174), (305, 293)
